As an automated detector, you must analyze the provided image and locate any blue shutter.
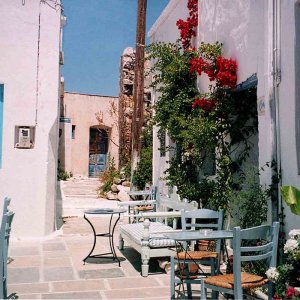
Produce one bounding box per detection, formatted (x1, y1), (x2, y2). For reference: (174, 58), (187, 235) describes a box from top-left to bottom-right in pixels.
(0, 84), (3, 168)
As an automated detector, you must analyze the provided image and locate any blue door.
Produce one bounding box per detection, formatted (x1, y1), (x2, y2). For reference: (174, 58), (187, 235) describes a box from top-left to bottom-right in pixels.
(89, 128), (108, 176)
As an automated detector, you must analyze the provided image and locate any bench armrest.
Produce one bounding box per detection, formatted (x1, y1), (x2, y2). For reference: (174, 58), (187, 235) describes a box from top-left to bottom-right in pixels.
(140, 211), (181, 218)
(118, 200), (157, 207)
(123, 210), (181, 219)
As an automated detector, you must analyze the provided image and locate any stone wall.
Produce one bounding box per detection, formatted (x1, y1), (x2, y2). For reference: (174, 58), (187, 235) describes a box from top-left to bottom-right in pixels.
(118, 47), (152, 168)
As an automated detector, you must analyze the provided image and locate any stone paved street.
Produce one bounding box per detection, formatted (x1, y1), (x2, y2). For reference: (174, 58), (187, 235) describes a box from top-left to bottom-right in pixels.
(7, 178), (198, 299)
(8, 216), (174, 299)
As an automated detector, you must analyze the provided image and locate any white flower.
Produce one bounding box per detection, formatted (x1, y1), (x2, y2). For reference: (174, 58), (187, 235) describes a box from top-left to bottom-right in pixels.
(183, 152), (190, 157)
(284, 238), (299, 253)
(266, 267), (279, 282)
(289, 229), (300, 238)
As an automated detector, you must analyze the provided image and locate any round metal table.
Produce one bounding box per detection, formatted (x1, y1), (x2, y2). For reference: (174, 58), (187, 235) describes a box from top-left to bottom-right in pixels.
(83, 208), (126, 267)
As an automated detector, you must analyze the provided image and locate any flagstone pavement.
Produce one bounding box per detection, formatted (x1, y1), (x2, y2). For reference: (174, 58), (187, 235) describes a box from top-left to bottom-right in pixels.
(7, 178), (201, 299)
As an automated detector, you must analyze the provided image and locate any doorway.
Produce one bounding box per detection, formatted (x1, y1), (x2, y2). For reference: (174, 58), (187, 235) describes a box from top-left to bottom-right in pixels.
(89, 127), (108, 177)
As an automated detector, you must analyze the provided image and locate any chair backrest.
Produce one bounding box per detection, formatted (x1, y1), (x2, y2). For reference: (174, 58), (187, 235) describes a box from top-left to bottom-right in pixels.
(150, 185), (157, 200)
(181, 209), (224, 231)
(181, 209), (224, 252)
(2, 198), (10, 216)
(157, 194), (198, 212)
(232, 222), (280, 291)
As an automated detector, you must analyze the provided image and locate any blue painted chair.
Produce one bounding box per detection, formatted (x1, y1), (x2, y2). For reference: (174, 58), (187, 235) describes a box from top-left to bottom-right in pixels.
(170, 208), (224, 299)
(0, 198), (14, 299)
(201, 222), (280, 300)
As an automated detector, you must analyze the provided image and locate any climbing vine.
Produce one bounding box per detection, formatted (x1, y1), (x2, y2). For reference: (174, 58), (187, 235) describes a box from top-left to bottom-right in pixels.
(147, 0), (259, 212)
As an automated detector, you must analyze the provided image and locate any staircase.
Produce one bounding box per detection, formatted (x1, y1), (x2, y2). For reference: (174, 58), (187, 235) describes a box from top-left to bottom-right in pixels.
(59, 177), (119, 217)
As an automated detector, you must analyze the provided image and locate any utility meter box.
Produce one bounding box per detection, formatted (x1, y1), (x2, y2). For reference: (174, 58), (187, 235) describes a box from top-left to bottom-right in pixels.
(15, 126), (35, 149)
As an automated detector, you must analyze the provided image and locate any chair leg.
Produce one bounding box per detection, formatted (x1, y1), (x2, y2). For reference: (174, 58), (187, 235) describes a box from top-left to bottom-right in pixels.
(186, 281), (192, 299)
(170, 257), (176, 299)
(118, 233), (124, 250)
(201, 279), (207, 300)
(234, 285), (243, 300)
(267, 281), (273, 300)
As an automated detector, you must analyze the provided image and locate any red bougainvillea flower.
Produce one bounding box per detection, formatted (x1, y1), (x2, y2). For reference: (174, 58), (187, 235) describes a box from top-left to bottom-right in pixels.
(273, 295), (280, 300)
(187, 0), (198, 11)
(176, 0), (198, 49)
(286, 287), (295, 298)
(190, 55), (237, 89)
(190, 57), (210, 75)
(215, 56), (237, 88)
(192, 98), (216, 111)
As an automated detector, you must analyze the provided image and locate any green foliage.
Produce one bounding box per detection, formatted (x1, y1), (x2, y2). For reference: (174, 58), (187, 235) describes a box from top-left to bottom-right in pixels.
(122, 161), (131, 181)
(198, 41), (223, 60)
(230, 167), (268, 229)
(281, 185), (300, 216)
(147, 41), (198, 140)
(133, 127), (153, 190)
(57, 169), (72, 181)
(98, 155), (120, 195)
(147, 41), (259, 212)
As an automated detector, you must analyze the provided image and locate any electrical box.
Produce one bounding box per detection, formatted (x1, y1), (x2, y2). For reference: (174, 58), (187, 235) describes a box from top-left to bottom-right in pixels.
(15, 126), (35, 149)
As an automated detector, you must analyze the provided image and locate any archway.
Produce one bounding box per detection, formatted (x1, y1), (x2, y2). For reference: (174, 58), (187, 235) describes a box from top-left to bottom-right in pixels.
(88, 127), (108, 177)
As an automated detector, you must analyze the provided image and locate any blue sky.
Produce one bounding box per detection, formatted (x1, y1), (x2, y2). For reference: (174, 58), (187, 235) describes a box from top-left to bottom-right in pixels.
(62, 0), (169, 96)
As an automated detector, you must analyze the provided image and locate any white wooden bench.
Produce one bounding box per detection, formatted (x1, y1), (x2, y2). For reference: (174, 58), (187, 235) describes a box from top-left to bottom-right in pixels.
(118, 195), (197, 277)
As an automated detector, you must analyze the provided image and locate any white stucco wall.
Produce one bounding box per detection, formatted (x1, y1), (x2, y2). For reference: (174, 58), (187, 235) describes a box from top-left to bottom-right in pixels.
(277, 1), (300, 233)
(0, 1), (62, 237)
(149, 0), (300, 231)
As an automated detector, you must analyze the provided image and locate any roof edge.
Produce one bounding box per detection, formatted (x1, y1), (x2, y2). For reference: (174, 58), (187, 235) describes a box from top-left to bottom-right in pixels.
(64, 91), (118, 98)
(148, 0), (181, 38)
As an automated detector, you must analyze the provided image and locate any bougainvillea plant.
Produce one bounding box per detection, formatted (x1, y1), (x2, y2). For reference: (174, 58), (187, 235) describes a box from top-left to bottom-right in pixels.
(147, 0), (260, 213)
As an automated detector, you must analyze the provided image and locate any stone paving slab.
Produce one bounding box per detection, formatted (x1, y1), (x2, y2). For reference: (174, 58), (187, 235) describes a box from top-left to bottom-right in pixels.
(43, 256), (72, 268)
(78, 268), (125, 280)
(18, 293), (41, 299)
(10, 246), (40, 256)
(9, 255), (41, 268)
(51, 279), (107, 292)
(43, 267), (76, 282)
(103, 286), (170, 299)
(9, 267), (40, 284)
(9, 282), (50, 294)
(41, 291), (101, 299)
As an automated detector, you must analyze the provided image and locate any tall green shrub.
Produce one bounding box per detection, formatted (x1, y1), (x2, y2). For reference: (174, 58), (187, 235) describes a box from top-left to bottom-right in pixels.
(133, 126), (153, 190)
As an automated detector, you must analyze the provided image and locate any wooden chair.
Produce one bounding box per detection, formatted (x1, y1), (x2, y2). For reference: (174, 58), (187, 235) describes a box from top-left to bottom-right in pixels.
(201, 222), (280, 300)
(171, 208), (224, 299)
(133, 186), (157, 219)
(0, 198), (14, 299)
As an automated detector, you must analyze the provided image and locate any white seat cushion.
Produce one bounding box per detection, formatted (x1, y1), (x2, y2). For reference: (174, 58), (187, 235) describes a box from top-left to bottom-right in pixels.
(120, 222), (176, 248)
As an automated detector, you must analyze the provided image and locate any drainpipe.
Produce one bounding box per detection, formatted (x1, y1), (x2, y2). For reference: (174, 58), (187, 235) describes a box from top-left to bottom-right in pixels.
(271, 0), (282, 223)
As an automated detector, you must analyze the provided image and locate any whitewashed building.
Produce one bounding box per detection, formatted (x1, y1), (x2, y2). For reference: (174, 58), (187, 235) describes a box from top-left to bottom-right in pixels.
(149, 0), (300, 233)
(0, 1), (63, 237)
